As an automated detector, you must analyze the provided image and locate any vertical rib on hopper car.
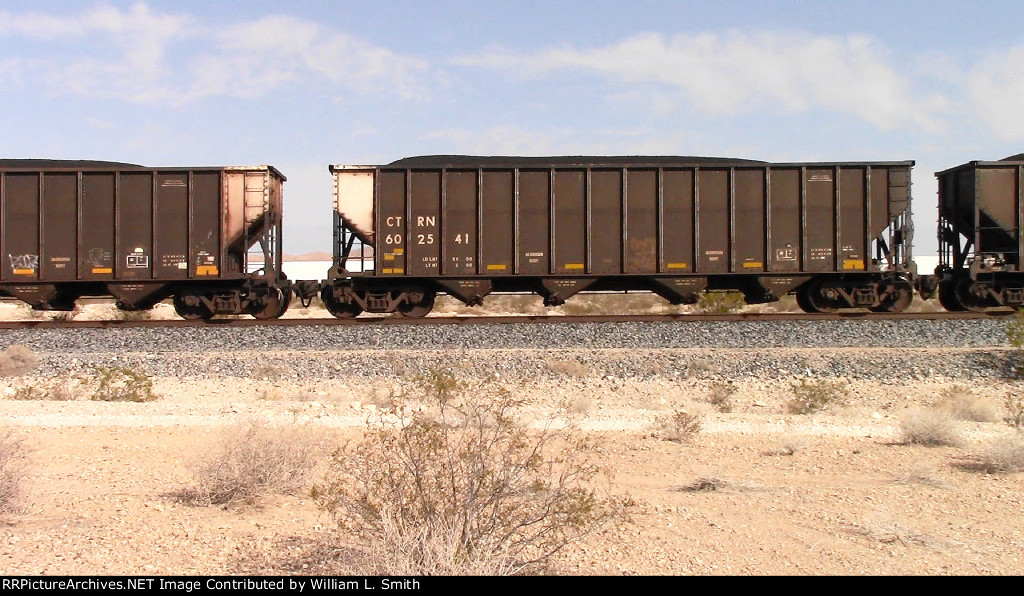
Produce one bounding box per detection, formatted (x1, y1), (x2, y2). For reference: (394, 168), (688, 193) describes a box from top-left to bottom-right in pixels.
(936, 155), (1024, 311)
(0, 160), (291, 319)
(323, 156), (917, 317)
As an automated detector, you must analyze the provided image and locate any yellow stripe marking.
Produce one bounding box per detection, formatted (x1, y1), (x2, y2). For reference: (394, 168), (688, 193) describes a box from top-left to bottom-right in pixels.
(394, 248), (404, 255)
(843, 259), (865, 270)
(196, 265), (219, 275)
(382, 268), (404, 274)
(666, 263), (688, 269)
(92, 267), (113, 274)
(742, 262), (763, 268)
(564, 263), (585, 270)
(12, 269), (34, 275)
(486, 264), (507, 271)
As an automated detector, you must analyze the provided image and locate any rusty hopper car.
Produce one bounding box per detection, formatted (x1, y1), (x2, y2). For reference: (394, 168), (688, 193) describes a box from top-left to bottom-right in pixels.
(936, 154), (1024, 311)
(0, 159), (291, 319)
(322, 155), (916, 317)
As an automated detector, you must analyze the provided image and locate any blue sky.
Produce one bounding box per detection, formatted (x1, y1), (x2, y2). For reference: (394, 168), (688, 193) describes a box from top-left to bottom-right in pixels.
(2, 1), (1023, 256)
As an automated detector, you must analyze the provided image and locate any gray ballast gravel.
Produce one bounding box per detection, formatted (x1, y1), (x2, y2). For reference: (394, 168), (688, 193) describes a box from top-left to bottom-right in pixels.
(0, 318), (1011, 354)
(0, 318), (1016, 382)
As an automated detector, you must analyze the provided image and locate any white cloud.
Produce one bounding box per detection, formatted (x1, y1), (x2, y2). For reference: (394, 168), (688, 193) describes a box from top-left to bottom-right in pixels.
(967, 45), (1024, 141)
(457, 31), (949, 133)
(423, 126), (585, 155)
(422, 125), (751, 157)
(183, 16), (429, 102)
(0, 4), (429, 105)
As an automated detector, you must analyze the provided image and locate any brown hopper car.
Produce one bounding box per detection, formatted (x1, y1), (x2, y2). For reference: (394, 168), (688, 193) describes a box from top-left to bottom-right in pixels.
(0, 160), (292, 319)
(323, 155), (917, 317)
(936, 155), (1024, 311)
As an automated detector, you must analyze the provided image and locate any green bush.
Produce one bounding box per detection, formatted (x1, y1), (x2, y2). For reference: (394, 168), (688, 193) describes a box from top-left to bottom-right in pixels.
(657, 409), (703, 443)
(706, 382), (737, 413)
(90, 366), (157, 402)
(786, 379), (844, 415)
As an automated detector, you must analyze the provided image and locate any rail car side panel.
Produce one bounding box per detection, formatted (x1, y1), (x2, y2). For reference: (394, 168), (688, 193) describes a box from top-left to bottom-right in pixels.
(117, 172), (154, 280)
(552, 170), (586, 274)
(517, 170), (550, 276)
(591, 169), (623, 275)
(696, 169), (729, 273)
(155, 172), (190, 279)
(41, 173), (77, 281)
(626, 169), (658, 274)
(660, 169), (695, 273)
(80, 173), (116, 281)
(3, 173), (41, 281)
(838, 168), (867, 270)
(444, 170), (479, 275)
(376, 171), (407, 276)
(190, 172), (222, 279)
(976, 167), (1020, 258)
(479, 170), (513, 275)
(768, 168), (801, 272)
(733, 169), (766, 272)
(805, 167), (836, 272)
(408, 171), (441, 276)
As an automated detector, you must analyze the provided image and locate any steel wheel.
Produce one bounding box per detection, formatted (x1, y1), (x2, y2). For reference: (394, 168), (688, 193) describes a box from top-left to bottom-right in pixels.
(173, 293), (213, 320)
(251, 287), (291, 320)
(796, 280), (837, 313)
(937, 280), (965, 311)
(321, 287), (363, 319)
(396, 291), (436, 318)
(955, 279), (989, 313)
(870, 280), (914, 313)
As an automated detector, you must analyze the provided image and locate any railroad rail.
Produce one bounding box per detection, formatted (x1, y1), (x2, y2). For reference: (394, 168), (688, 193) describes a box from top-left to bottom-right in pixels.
(0, 310), (1010, 330)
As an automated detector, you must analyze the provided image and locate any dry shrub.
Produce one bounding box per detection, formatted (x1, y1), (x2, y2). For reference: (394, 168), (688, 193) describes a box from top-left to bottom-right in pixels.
(314, 370), (628, 576)
(676, 475), (727, 492)
(11, 379), (78, 401)
(900, 408), (962, 447)
(656, 410), (703, 443)
(1006, 393), (1024, 430)
(939, 385), (999, 422)
(0, 430), (25, 514)
(0, 345), (39, 377)
(786, 378), (844, 415)
(976, 434), (1024, 473)
(90, 366), (157, 402)
(706, 382), (737, 413)
(189, 420), (324, 505)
